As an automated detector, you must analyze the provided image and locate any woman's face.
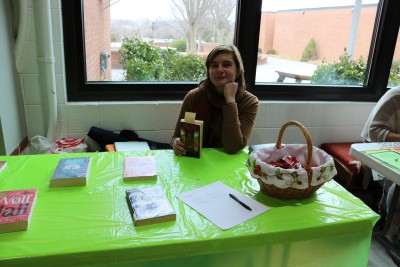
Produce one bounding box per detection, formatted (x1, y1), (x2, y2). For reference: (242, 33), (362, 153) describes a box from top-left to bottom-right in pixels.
(208, 52), (238, 93)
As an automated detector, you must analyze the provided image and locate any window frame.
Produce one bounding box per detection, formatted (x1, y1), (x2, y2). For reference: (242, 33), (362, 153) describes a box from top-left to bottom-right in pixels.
(62, 0), (400, 102)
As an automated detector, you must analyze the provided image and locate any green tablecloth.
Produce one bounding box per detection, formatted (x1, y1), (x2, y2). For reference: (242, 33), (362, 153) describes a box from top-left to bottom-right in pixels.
(0, 148), (379, 267)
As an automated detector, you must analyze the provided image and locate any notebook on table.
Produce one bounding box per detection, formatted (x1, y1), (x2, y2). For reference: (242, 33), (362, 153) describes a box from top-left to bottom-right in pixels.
(114, 142), (150, 151)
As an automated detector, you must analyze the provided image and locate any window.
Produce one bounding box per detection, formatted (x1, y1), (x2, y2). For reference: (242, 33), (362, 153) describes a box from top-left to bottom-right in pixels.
(85, 0), (237, 83)
(256, 1), (378, 86)
(388, 29), (400, 87)
(62, 0), (400, 102)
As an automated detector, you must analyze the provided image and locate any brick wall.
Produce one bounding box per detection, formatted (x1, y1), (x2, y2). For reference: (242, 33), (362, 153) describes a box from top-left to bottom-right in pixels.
(83, 0), (111, 81)
(259, 5), (400, 62)
(259, 12), (275, 53)
(201, 43), (219, 53)
(111, 51), (123, 69)
(394, 39), (400, 61)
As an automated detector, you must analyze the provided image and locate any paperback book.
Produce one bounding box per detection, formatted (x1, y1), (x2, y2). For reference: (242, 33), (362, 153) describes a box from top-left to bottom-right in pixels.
(126, 185), (176, 226)
(123, 156), (157, 181)
(0, 161), (7, 173)
(50, 157), (91, 187)
(180, 112), (204, 158)
(0, 189), (37, 233)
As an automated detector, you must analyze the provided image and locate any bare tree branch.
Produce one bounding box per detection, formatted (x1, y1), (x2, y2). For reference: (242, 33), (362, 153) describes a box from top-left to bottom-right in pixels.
(171, 0), (214, 53)
(211, 0), (236, 44)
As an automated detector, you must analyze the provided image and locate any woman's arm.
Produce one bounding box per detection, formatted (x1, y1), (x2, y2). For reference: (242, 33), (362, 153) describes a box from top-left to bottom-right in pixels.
(221, 93), (259, 154)
(385, 132), (400, 142)
(368, 97), (400, 142)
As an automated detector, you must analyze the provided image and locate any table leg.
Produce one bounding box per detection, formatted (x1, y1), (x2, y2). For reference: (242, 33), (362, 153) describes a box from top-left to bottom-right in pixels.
(373, 184), (400, 265)
(276, 75), (285, 82)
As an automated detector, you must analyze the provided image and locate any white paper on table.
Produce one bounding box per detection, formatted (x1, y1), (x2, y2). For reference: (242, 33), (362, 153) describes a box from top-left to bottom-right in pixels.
(177, 181), (270, 230)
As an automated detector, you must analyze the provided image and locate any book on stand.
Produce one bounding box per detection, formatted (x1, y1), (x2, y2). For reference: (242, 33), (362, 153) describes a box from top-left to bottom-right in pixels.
(123, 156), (157, 181)
(180, 112), (204, 158)
(126, 185), (176, 226)
(50, 157), (91, 187)
(0, 189), (38, 233)
(0, 161), (7, 173)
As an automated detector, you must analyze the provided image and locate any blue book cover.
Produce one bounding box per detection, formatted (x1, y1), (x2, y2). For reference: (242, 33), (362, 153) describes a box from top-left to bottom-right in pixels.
(50, 157), (91, 187)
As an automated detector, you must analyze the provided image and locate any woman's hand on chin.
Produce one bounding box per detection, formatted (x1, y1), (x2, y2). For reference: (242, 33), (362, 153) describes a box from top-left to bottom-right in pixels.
(223, 82), (238, 104)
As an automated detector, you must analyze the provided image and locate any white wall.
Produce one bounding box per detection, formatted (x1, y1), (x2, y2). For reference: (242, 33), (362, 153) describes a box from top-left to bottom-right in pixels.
(50, 100), (374, 150)
(18, 0), (376, 152)
(0, 0), (27, 155)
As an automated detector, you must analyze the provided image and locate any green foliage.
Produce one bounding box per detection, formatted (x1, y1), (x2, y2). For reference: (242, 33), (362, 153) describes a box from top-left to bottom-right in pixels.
(170, 39), (187, 52)
(301, 38), (317, 62)
(266, 49), (276, 55)
(389, 59), (400, 87)
(169, 53), (206, 81)
(312, 52), (400, 86)
(258, 48), (262, 53)
(311, 49), (366, 85)
(120, 36), (205, 81)
(120, 36), (165, 80)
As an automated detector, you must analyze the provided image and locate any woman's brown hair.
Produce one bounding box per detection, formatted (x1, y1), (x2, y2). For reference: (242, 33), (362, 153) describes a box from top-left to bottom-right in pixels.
(200, 44), (246, 92)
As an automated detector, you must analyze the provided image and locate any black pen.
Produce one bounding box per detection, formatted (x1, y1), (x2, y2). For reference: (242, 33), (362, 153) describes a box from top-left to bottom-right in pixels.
(229, 193), (252, 211)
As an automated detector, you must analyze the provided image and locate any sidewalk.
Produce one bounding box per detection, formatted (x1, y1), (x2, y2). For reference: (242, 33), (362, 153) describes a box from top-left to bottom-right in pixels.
(255, 56), (317, 83)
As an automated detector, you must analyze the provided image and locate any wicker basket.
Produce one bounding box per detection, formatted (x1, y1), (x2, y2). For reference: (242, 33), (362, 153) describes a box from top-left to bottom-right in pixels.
(247, 121), (336, 199)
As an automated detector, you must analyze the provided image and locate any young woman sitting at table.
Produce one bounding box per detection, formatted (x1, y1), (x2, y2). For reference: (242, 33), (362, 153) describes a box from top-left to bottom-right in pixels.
(170, 44), (259, 156)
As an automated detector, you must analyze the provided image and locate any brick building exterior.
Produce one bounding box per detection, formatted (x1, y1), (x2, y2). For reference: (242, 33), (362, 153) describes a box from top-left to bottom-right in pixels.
(259, 4), (400, 62)
(83, 0), (111, 81)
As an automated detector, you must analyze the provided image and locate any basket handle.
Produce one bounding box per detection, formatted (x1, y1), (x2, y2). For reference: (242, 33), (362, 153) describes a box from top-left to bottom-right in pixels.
(276, 120), (313, 171)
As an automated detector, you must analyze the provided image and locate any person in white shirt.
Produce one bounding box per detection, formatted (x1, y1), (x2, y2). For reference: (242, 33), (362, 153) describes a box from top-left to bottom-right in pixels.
(361, 85), (400, 241)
